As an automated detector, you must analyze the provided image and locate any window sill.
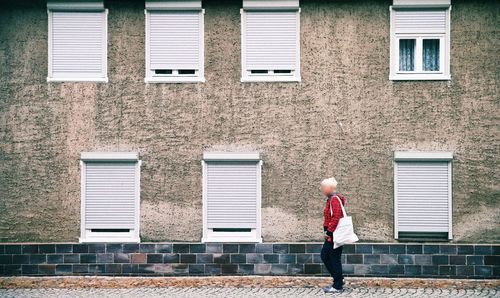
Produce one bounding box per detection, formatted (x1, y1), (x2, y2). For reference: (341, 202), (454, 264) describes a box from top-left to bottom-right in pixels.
(390, 74), (451, 81)
(145, 77), (205, 84)
(202, 236), (262, 243)
(47, 77), (108, 83)
(241, 76), (301, 83)
(79, 237), (140, 243)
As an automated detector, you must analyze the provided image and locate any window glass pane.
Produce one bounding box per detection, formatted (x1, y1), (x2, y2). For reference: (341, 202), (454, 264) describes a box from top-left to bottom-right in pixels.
(423, 39), (440, 71)
(399, 39), (415, 71)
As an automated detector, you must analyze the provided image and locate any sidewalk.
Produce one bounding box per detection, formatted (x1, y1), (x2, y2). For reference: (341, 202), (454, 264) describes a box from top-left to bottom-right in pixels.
(0, 276), (499, 297)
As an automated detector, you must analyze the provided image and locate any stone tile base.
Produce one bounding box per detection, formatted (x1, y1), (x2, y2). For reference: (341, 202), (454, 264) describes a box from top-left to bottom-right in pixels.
(0, 243), (498, 278)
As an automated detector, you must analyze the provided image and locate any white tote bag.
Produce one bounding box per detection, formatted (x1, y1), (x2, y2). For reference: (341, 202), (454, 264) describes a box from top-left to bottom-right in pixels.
(330, 196), (359, 249)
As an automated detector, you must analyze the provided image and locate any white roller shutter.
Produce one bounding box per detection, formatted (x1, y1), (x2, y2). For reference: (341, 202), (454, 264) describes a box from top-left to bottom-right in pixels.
(49, 11), (107, 80)
(395, 161), (451, 233)
(206, 162), (259, 229)
(148, 11), (201, 70)
(394, 9), (447, 34)
(84, 162), (138, 229)
(244, 11), (298, 71)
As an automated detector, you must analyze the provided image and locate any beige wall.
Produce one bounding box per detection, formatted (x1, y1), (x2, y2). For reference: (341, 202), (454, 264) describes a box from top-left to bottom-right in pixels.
(0, 0), (498, 243)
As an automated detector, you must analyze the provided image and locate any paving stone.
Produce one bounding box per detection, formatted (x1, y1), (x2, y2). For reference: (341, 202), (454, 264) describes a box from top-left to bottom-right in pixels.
(139, 244), (156, 253)
(449, 255), (466, 265)
(206, 244), (223, 254)
(230, 254), (246, 264)
(0, 287), (499, 297)
(113, 253), (129, 264)
(88, 244), (106, 253)
(255, 244), (273, 254)
(72, 245), (88, 254)
(39, 245), (56, 254)
(180, 254), (196, 264)
(305, 244), (322, 254)
(440, 245), (457, 255)
(263, 254), (279, 264)
(389, 245), (406, 254)
(47, 254), (63, 264)
(223, 244), (239, 253)
(123, 244), (140, 253)
(147, 254), (163, 264)
(22, 245), (38, 254)
(12, 255), (29, 265)
(346, 254), (363, 264)
(423, 245), (440, 254)
(279, 254), (296, 264)
(5, 245), (22, 254)
(155, 244), (172, 253)
(106, 244), (123, 253)
(196, 254), (213, 264)
(372, 245), (390, 254)
(239, 244), (256, 253)
(131, 253), (147, 264)
(405, 265), (422, 275)
(189, 264), (204, 274)
(213, 254), (230, 264)
(189, 244), (205, 253)
(96, 253), (113, 263)
(288, 264), (303, 274)
(355, 244), (372, 254)
(467, 256), (484, 265)
(273, 244), (288, 254)
(173, 244), (190, 254)
(289, 244), (305, 253)
(398, 255), (414, 265)
(163, 254), (180, 263)
(475, 245), (493, 255)
(406, 245), (423, 254)
(457, 245), (474, 255)
(364, 254), (380, 264)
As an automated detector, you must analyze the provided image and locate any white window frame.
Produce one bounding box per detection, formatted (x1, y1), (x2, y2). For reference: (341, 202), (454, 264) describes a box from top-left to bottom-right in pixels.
(47, 8), (108, 83)
(389, 4), (451, 81)
(144, 6), (205, 83)
(240, 6), (301, 83)
(202, 152), (263, 243)
(393, 151), (453, 240)
(79, 152), (141, 243)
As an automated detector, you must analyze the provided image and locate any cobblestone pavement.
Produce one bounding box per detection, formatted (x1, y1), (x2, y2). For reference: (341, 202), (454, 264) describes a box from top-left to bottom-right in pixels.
(0, 287), (499, 297)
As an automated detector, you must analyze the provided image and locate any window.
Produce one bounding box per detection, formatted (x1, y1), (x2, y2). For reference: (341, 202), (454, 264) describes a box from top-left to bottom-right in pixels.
(394, 152), (453, 240)
(390, 0), (451, 80)
(47, 1), (108, 82)
(80, 152), (141, 243)
(202, 152), (262, 243)
(145, 0), (204, 83)
(241, 0), (300, 82)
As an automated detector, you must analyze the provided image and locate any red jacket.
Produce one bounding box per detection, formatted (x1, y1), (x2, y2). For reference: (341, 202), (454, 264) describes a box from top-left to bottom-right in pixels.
(323, 193), (346, 237)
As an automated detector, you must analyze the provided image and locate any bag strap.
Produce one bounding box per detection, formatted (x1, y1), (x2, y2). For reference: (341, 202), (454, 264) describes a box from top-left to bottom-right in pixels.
(330, 196), (347, 218)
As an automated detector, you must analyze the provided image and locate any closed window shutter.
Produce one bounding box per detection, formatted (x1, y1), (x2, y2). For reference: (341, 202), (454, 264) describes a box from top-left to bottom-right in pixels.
(396, 161), (450, 233)
(244, 11), (298, 71)
(206, 161), (258, 229)
(85, 162), (137, 229)
(50, 11), (106, 79)
(148, 11), (201, 70)
(394, 10), (447, 34)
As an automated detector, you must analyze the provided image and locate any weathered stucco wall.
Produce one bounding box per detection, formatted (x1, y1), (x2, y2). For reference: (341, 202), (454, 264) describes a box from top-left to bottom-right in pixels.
(0, 0), (498, 243)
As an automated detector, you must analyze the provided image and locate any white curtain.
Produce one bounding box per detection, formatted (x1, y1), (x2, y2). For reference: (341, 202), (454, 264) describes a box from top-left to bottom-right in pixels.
(399, 39), (415, 71)
(423, 39), (440, 71)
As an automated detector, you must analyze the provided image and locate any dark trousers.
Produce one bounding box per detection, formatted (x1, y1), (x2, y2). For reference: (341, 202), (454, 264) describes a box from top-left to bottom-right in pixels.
(320, 241), (344, 289)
